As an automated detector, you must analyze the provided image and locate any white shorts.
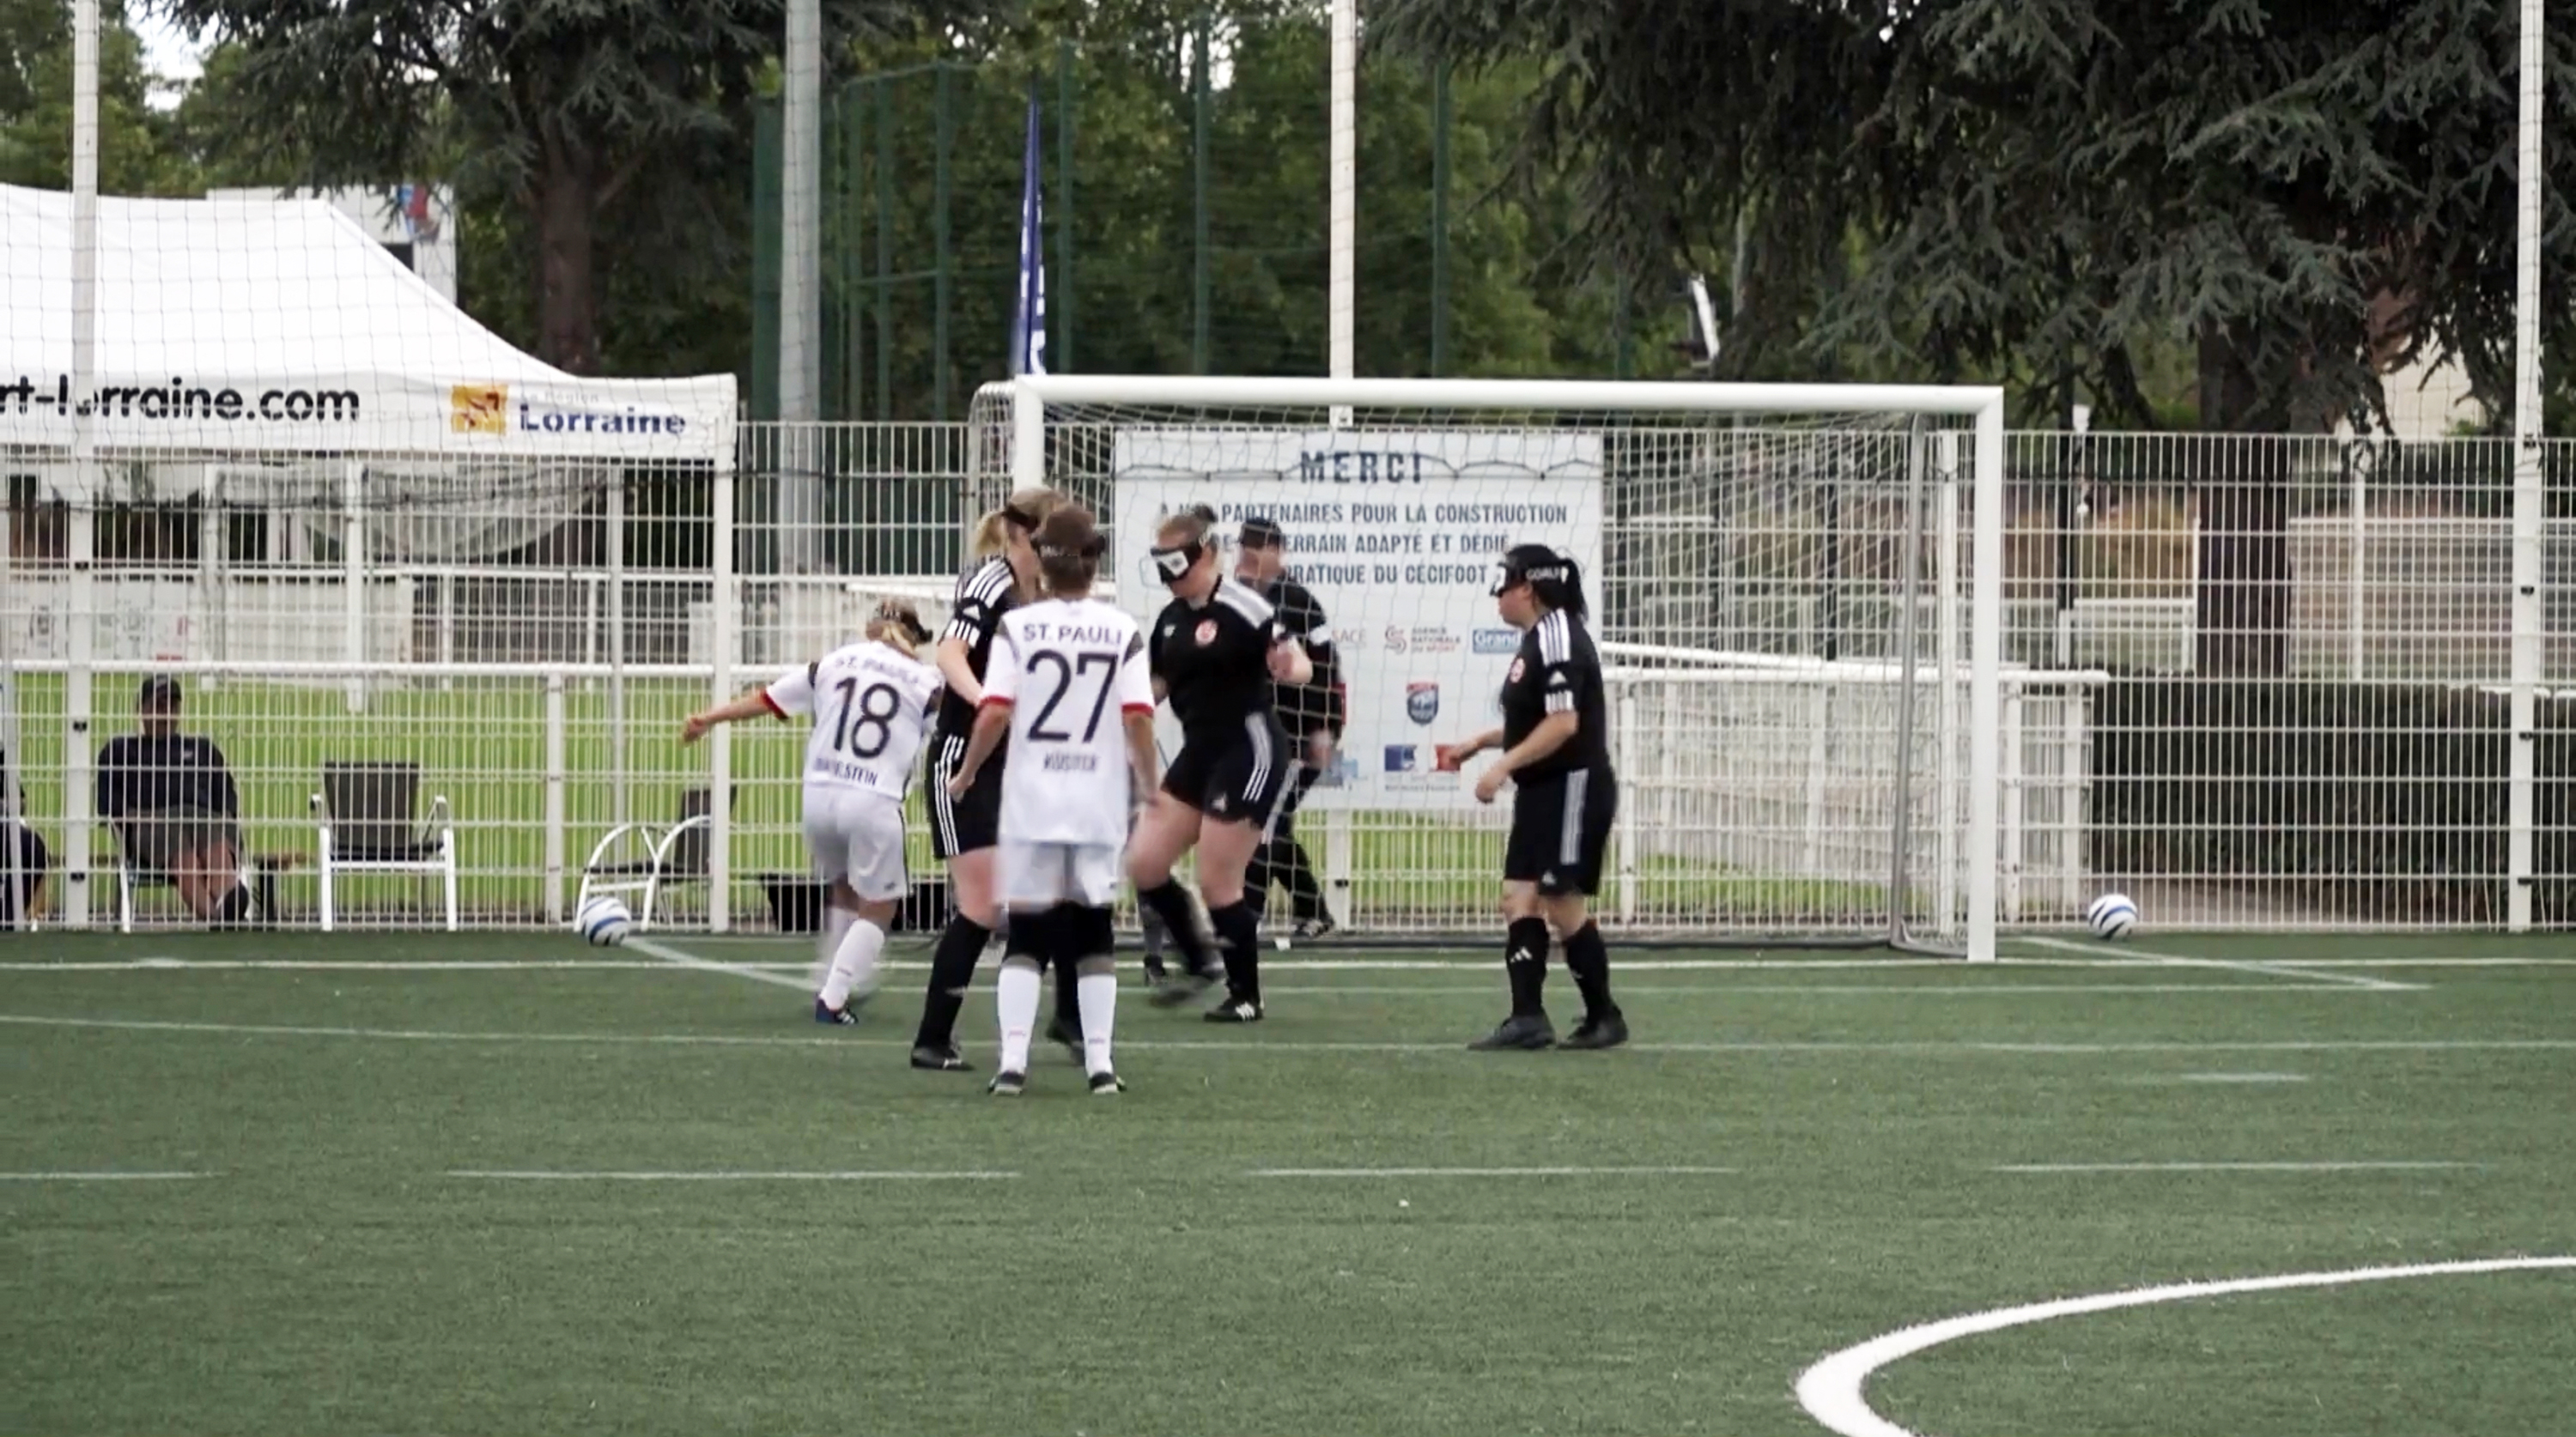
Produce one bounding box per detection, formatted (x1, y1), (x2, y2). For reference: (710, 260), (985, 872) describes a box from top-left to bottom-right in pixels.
(802, 786), (909, 902)
(999, 840), (1123, 909)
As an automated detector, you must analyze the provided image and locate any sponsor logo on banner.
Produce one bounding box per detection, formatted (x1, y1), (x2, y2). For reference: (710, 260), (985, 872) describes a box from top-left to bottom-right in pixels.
(1409, 627), (1461, 655)
(450, 384), (507, 434)
(1319, 753), (1359, 788)
(1472, 628), (1520, 655)
(1383, 744), (1419, 773)
(1406, 682), (1440, 725)
(1434, 743), (1466, 772)
(1382, 625), (1408, 655)
(1333, 626), (1367, 652)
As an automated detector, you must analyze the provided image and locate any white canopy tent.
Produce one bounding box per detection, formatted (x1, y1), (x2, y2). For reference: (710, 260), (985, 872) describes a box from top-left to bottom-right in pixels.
(0, 183), (736, 466)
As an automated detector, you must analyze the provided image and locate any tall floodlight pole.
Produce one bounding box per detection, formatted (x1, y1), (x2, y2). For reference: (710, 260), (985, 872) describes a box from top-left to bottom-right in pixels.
(2508, 0), (2545, 931)
(778, 0), (823, 573)
(1328, 0), (1357, 425)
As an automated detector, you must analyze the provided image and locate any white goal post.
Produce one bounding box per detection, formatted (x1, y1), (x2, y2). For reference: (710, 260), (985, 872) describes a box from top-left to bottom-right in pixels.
(981, 375), (2008, 961)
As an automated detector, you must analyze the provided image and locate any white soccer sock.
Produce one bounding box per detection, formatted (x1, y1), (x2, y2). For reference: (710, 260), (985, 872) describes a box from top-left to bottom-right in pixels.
(1077, 972), (1117, 1076)
(814, 905), (858, 988)
(995, 963), (1041, 1074)
(819, 916), (886, 1011)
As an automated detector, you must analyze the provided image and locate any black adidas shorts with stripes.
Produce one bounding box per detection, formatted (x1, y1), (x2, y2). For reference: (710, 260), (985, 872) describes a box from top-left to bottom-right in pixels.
(1160, 714), (1292, 827)
(926, 732), (1004, 859)
(1504, 765), (1618, 898)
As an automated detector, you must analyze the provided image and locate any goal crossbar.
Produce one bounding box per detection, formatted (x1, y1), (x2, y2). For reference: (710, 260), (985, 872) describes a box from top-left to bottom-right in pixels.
(998, 374), (2008, 962)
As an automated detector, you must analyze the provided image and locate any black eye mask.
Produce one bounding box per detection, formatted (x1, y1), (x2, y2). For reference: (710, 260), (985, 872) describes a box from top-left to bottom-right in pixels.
(1150, 541), (1203, 585)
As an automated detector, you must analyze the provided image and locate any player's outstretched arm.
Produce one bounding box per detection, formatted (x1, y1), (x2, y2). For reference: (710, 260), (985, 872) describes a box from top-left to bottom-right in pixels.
(680, 690), (778, 744)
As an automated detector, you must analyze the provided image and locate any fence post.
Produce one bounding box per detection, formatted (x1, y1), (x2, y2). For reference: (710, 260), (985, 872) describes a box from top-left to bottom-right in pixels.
(874, 78), (894, 420)
(1431, 60), (1450, 375)
(342, 459), (366, 712)
(1193, 13), (1212, 375)
(1058, 38), (1077, 374)
(710, 464), (737, 933)
(607, 476), (627, 828)
(933, 63), (954, 421)
(752, 97), (781, 421)
(544, 673), (567, 925)
(64, 496), (94, 929)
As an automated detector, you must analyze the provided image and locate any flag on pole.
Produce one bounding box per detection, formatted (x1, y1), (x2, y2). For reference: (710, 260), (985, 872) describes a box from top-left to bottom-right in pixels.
(1010, 90), (1048, 377)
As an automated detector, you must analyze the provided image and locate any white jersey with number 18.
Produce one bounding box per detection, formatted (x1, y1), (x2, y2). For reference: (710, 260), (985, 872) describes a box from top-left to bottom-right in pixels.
(763, 639), (943, 803)
(981, 598), (1156, 848)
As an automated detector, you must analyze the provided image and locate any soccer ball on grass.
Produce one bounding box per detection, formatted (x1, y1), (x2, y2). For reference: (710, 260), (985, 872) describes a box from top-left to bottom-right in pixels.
(575, 894), (634, 947)
(2085, 892), (2138, 940)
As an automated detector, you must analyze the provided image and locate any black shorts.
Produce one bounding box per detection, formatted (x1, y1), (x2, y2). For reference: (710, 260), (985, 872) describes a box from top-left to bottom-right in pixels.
(1504, 766), (1617, 897)
(1161, 716), (1291, 827)
(926, 733), (1003, 860)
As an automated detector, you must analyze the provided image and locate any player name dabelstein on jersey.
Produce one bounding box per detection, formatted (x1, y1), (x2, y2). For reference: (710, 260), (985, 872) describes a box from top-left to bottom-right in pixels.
(981, 600), (1156, 849)
(764, 640), (945, 802)
(1151, 578), (1282, 732)
(936, 555), (1018, 739)
(1499, 609), (1611, 781)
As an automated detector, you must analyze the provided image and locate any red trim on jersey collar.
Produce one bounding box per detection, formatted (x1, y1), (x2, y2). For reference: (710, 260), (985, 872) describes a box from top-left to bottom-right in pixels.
(759, 690), (788, 719)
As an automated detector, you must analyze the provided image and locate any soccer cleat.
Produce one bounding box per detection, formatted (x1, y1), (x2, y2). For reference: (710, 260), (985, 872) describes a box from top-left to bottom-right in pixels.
(1562, 1011), (1630, 1051)
(1046, 1016), (1084, 1059)
(987, 1070), (1027, 1096)
(813, 998), (859, 1026)
(1290, 915), (1338, 942)
(1148, 966), (1222, 1009)
(1087, 1070), (1126, 1094)
(1468, 1013), (1557, 1051)
(908, 1043), (973, 1072)
(1202, 998), (1264, 1024)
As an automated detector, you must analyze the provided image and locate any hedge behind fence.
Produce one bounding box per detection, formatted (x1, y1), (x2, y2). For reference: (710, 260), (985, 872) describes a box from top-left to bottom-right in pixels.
(2088, 681), (2576, 923)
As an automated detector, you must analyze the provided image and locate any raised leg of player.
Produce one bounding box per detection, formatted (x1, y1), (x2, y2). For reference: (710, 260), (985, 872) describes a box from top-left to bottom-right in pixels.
(820, 884), (895, 1013)
(1127, 794), (1217, 979)
(1195, 815), (1267, 1014)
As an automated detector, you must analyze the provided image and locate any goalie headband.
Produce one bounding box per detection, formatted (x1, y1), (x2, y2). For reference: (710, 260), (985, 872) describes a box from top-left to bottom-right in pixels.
(1488, 547), (1572, 596)
(872, 601), (932, 646)
(1039, 533), (1108, 561)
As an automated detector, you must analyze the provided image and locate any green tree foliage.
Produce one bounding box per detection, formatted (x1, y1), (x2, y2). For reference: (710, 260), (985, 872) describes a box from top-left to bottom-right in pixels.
(153, 0), (942, 376)
(0, 0), (193, 194)
(1381, 0), (2576, 434)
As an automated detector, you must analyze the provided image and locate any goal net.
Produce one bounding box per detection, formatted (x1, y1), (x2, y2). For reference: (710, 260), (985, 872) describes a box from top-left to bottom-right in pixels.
(972, 376), (2009, 959)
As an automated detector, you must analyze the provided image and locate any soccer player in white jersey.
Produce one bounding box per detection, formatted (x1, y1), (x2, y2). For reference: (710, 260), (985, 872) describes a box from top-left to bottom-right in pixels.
(949, 505), (1157, 1095)
(682, 601), (945, 1024)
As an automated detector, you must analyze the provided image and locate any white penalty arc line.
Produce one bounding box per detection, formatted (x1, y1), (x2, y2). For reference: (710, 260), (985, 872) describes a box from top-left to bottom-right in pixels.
(9, 1012), (2576, 1056)
(1794, 1256), (2576, 1437)
(0, 1171), (210, 1181)
(621, 935), (812, 991)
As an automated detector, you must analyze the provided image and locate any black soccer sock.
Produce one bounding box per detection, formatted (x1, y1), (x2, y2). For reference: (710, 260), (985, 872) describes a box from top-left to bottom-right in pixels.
(1561, 921), (1617, 1020)
(913, 915), (992, 1048)
(1504, 915), (1552, 1017)
(1209, 900), (1261, 1006)
(1137, 879), (1215, 975)
(1242, 840), (1276, 924)
(1281, 840), (1327, 923)
(1048, 907), (1084, 1031)
(212, 882), (253, 926)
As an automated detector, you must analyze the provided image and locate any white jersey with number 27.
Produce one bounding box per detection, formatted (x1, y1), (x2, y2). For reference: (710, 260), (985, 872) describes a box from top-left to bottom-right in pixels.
(981, 598), (1156, 848)
(764, 640), (944, 803)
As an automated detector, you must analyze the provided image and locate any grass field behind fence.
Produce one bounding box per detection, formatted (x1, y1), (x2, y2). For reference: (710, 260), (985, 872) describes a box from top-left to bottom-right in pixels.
(5, 675), (1882, 928)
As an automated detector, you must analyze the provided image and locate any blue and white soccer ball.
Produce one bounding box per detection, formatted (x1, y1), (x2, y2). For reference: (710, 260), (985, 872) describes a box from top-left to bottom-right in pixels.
(575, 894), (634, 947)
(2086, 892), (2139, 941)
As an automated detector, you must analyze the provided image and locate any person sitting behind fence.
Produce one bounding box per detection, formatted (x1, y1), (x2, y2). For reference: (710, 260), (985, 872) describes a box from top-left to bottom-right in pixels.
(3, 778), (46, 931)
(96, 676), (256, 925)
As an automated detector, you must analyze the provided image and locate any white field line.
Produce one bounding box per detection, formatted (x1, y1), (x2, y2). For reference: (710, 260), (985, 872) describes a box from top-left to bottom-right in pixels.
(620, 935), (811, 991)
(1993, 1161), (2476, 1173)
(1249, 1165), (1735, 1178)
(449, 1169), (1015, 1182)
(1795, 1256), (2576, 1437)
(9, 1011), (2576, 1057)
(2116, 1072), (2310, 1085)
(2018, 936), (2417, 991)
(0, 1179), (210, 1190)
(0, 964), (2382, 996)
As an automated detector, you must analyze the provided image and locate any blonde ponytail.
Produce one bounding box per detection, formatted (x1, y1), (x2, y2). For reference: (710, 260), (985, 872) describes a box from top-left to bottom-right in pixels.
(970, 487), (1066, 560)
